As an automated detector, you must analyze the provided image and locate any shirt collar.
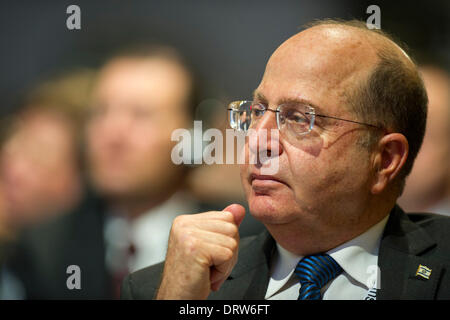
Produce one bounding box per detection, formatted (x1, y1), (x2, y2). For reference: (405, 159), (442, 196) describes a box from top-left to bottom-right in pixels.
(265, 242), (302, 299)
(327, 215), (389, 289)
(266, 214), (389, 298)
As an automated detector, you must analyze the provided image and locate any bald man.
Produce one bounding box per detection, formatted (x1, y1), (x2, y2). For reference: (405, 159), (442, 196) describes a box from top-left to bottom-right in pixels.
(121, 20), (450, 300)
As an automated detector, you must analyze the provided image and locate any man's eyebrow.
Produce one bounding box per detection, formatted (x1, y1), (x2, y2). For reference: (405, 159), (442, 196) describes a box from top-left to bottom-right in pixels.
(252, 90), (266, 101)
(252, 90), (323, 112)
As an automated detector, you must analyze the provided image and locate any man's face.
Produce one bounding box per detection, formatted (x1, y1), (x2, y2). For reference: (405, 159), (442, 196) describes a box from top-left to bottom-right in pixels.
(0, 110), (78, 224)
(87, 57), (191, 200)
(240, 28), (378, 228)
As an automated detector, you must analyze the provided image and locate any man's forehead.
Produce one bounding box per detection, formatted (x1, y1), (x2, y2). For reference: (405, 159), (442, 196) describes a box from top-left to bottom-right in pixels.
(272, 26), (378, 73)
(285, 24), (375, 51)
(94, 57), (191, 102)
(255, 25), (382, 110)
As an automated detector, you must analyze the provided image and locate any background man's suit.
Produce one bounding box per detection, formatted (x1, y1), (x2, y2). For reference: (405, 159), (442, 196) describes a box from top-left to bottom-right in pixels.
(121, 205), (450, 299)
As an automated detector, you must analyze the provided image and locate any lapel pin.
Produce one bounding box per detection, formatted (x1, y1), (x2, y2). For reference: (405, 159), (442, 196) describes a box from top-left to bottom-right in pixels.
(416, 264), (432, 280)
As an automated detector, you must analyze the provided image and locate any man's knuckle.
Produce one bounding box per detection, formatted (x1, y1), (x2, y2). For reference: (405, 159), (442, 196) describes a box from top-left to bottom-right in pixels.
(228, 238), (238, 251)
(222, 248), (234, 261)
(228, 223), (239, 235)
(184, 237), (198, 253)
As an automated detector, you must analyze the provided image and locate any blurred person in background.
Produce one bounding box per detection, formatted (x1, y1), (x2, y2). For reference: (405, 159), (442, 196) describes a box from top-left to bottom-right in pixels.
(0, 179), (12, 262)
(0, 69), (95, 230)
(398, 66), (450, 215)
(1, 109), (82, 228)
(0, 119), (15, 247)
(85, 45), (204, 298)
(0, 178), (23, 299)
(0, 68), (95, 299)
(5, 44), (255, 299)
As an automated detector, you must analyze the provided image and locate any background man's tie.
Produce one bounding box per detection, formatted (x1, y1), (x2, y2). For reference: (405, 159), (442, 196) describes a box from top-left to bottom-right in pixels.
(294, 254), (343, 300)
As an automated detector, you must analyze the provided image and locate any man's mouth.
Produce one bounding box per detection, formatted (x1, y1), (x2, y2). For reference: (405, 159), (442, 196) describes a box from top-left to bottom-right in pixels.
(249, 173), (287, 190)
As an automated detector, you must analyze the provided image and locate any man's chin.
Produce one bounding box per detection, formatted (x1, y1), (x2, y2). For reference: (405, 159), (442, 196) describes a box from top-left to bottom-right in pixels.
(93, 177), (142, 199)
(248, 195), (287, 224)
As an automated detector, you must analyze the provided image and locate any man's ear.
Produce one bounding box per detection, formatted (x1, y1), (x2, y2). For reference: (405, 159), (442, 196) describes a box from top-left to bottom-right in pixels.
(371, 133), (409, 194)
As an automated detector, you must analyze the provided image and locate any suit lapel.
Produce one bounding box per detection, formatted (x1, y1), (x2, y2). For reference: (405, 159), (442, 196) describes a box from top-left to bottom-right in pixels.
(242, 230), (275, 299)
(208, 230), (275, 300)
(377, 205), (442, 300)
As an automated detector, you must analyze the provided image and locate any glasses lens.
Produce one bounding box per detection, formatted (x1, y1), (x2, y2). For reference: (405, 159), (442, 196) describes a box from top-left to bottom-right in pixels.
(249, 102), (266, 129)
(229, 101), (252, 131)
(278, 103), (314, 135)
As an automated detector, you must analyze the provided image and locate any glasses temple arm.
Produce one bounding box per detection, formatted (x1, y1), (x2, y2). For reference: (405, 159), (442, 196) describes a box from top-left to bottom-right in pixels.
(314, 114), (382, 129)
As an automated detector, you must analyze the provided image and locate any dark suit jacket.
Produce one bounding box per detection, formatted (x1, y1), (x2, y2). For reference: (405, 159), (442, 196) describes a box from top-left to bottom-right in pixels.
(5, 190), (264, 299)
(120, 205), (450, 300)
(6, 190), (112, 299)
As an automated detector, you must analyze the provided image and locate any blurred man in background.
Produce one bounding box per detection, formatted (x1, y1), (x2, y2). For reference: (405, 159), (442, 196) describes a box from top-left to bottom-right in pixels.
(85, 46), (204, 297)
(398, 66), (450, 215)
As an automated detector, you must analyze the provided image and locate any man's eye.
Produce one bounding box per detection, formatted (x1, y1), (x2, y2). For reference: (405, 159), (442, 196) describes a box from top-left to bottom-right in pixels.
(253, 109), (264, 117)
(251, 105), (265, 117)
(284, 110), (307, 123)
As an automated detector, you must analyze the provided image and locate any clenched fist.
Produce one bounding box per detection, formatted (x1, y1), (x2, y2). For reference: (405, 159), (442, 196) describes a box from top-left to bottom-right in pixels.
(156, 204), (246, 300)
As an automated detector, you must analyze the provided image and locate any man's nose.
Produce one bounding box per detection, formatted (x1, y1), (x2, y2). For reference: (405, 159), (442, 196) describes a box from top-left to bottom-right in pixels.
(94, 111), (132, 144)
(248, 110), (282, 159)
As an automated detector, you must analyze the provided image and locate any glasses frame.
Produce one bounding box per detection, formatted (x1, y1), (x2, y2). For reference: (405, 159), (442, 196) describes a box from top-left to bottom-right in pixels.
(227, 100), (382, 135)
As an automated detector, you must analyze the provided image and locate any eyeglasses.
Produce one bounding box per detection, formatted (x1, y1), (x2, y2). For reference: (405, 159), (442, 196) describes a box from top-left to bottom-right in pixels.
(227, 100), (382, 137)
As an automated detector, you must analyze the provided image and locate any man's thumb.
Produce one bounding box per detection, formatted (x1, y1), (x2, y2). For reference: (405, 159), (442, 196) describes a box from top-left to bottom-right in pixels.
(223, 204), (246, 227)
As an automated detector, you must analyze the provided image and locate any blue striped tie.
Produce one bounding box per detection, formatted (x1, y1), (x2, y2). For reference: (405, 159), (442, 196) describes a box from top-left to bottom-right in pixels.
(294, 254), (343, 300)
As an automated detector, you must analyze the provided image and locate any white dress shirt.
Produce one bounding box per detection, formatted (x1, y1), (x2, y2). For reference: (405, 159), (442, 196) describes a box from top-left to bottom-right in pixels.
(265, 215), (389, 300)
(103, 192), (199, 274)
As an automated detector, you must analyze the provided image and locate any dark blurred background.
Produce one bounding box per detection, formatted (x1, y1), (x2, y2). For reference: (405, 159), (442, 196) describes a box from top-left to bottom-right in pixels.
(1, 0), (448, 115)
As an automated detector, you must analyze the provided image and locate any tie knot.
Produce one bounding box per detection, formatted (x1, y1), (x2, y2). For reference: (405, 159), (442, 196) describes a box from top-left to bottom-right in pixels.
(294, 254), (343, 300)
